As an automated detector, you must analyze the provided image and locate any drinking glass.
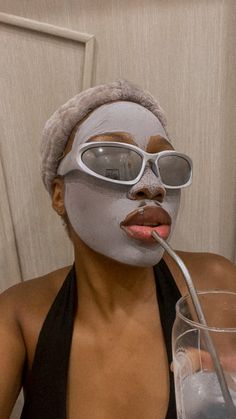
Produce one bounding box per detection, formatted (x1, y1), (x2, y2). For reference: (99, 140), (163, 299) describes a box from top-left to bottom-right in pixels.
(172, 291), (236, 419)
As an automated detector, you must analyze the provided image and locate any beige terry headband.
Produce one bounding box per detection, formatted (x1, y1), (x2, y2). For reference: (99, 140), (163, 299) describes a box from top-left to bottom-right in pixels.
(41, 79), (168, 193)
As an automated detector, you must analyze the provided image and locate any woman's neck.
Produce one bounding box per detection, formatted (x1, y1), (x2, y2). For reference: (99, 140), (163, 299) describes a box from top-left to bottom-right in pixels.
(73, 236), (158, 326)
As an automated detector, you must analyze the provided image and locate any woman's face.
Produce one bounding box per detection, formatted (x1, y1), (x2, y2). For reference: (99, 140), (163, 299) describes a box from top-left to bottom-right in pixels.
(63, 102), (181, 267)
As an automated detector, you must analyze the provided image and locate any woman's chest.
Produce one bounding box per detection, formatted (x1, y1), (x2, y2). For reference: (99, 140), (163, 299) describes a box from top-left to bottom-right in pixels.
(67, 325), (170, 419)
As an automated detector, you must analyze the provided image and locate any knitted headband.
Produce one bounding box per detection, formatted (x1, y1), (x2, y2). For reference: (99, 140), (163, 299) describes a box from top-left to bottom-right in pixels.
(41, 79), (168, 193)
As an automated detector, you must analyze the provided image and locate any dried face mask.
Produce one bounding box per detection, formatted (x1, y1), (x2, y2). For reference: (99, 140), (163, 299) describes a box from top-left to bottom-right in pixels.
(63, 101), (181, 267)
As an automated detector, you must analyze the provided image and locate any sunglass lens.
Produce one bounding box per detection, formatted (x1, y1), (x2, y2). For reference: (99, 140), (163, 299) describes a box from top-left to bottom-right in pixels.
(82, 146), (142, 181)
(158, 155), (191, 186)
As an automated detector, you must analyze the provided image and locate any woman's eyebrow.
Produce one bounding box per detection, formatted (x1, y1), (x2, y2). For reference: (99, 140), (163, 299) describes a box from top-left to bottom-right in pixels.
(85, 133), (173, 151)
(146, 135), (174, 152)
(86, 132), (137, 145)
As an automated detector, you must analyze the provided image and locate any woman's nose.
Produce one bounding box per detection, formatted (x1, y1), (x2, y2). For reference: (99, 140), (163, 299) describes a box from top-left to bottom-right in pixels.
(127, 167), (166, 202)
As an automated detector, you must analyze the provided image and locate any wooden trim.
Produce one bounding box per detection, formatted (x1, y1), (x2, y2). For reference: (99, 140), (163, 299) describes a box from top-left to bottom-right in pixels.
(0, 12), (95, 89)
(83, 37), (95, 89)
(0, 155), (23, 284)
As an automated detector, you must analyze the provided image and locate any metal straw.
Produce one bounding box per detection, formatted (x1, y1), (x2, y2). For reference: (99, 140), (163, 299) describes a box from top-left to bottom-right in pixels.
(152, 231), (236, 415)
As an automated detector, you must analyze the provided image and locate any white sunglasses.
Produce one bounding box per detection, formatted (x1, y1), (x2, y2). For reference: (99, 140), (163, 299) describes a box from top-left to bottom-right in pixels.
(57, 141), (193, 189)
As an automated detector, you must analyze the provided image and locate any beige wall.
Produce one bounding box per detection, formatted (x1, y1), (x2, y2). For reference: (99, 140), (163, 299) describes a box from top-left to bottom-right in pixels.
(0, 1), (235, 417)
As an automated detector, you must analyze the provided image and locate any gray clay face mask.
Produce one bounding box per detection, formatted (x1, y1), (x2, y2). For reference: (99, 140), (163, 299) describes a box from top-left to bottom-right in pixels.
(64, 102), (181, 267)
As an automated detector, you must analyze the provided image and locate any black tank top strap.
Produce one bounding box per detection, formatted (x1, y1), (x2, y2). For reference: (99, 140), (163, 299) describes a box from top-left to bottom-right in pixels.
(20, 265), (77, 419)
(154, 258), (181, 419)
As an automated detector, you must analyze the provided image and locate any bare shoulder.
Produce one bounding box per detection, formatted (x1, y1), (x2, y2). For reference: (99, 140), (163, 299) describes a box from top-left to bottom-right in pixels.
(0, 265), (71, 312)
(164, 250), (236, 295)
(0, 266), (71, 417)
(0, 265), (72, 351)
(0, 265), (72, 375)
(0, 265), (72, 333)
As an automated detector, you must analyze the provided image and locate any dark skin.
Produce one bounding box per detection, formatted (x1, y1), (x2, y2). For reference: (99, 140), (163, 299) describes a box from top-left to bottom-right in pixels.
(0, 132), (236, 419)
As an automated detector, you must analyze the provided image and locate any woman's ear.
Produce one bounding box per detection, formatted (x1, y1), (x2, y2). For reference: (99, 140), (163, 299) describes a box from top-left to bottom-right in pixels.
(51, 177), (66, 216)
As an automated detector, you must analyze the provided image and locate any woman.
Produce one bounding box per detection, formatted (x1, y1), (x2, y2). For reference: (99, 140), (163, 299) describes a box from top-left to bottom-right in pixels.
(0, 80), (235, 419)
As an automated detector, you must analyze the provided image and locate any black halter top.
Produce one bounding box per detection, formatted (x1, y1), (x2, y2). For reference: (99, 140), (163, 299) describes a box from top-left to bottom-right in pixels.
(20, 259), (181, 419)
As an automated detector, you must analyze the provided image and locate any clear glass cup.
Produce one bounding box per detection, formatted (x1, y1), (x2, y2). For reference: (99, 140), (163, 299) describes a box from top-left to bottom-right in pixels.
(172, 291), (236, 419)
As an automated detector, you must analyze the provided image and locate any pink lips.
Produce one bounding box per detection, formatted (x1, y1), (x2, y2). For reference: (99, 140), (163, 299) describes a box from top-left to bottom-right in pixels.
(120, 206), (171, 243)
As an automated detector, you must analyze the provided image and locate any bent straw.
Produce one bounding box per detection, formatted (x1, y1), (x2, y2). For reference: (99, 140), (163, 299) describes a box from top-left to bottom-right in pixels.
(152, 231), (236, 416)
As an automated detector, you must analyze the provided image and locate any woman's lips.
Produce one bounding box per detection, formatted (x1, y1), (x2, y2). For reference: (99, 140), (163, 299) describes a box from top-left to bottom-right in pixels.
(120, 206), (171, 243)
(122, 224), (171, 242)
